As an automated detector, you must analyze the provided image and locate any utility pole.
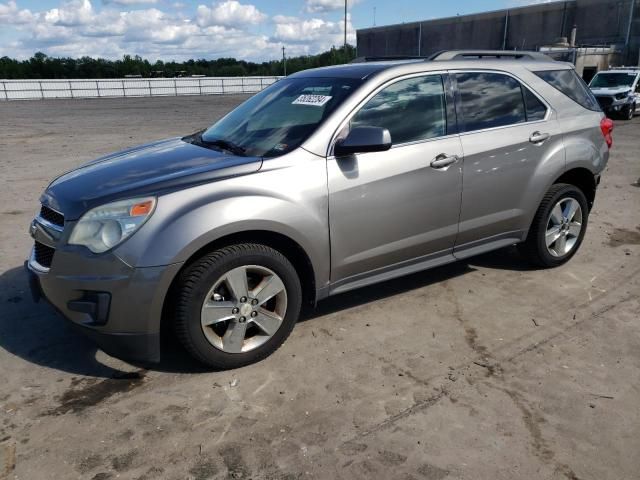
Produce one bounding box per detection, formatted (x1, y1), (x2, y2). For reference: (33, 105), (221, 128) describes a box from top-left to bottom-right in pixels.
(282, 46), (286, 76)
(373, 6), (376, 26)
(502, 10), (509, 50)
(344, 0), (348, 50)
(625, 0), (636, 59)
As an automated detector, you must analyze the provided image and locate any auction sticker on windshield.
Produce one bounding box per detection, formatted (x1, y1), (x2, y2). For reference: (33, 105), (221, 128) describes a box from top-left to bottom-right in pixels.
(292, 94), (332, 106)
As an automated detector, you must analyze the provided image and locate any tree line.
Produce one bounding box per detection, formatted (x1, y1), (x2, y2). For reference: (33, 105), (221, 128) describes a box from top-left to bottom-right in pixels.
(0, 46), (357, 79)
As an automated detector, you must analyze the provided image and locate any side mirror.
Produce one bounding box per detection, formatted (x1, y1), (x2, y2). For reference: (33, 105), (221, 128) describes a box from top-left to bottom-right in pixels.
(334, 126), (392, 157)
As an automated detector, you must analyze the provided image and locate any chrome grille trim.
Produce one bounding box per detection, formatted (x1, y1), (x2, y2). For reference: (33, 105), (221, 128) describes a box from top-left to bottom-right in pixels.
(39, 205), (64, 229)
(35, 216), (64, 233)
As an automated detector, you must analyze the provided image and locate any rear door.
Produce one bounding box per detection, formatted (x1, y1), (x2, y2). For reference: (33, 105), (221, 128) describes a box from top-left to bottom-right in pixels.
(451, 70), (564, 255)
(327, 73), (463, 288)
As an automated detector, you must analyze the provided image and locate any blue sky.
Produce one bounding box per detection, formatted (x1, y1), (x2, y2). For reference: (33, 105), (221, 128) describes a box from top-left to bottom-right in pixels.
(0, 0), (545, 61)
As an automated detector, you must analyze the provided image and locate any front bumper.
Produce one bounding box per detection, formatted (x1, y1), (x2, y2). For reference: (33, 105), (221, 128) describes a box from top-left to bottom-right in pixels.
(604, 105), (627, 114)
(595, 96), (631, 114)
(26, 244), (182, 364)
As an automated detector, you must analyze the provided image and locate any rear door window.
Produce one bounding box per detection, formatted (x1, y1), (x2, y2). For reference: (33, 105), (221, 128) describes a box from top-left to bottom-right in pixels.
(455, 72), (527, 132)
(350, 75), (447, 145)
(534, 69), (600, 111)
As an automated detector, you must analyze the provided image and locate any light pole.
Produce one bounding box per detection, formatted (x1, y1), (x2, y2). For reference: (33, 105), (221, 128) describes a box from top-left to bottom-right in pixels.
(282, 46), (286, 76)
(344, 0), (348, 50)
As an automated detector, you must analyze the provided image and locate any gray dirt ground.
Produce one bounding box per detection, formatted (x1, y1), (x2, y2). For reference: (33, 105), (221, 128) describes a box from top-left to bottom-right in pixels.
(0, 96), (639, 480)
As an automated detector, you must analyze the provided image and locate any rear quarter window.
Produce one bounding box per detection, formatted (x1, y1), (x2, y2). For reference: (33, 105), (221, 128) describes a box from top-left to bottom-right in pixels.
(534, 69), (600, 112)
(523, 88), (547, 121)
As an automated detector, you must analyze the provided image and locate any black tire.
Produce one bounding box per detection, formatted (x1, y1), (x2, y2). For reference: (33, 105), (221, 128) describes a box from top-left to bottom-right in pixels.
(174, 243), (302, 369)
(620, 104), (635, 120)
(518, 183), (589, 268)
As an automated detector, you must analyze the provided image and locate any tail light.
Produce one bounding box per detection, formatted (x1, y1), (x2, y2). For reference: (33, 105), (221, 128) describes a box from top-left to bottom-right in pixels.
(600, 117), (614, 149)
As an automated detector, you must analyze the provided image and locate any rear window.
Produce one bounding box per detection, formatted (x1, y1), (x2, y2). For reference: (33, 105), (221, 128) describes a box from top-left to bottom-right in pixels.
(534, 69), (600, 112)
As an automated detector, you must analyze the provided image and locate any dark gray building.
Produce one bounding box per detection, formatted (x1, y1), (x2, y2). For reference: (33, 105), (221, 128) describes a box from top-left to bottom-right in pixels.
(357, 0), (639, 67)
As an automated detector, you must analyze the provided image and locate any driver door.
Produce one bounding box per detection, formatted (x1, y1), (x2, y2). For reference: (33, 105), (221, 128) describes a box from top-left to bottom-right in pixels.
(327, 73), (463, 291)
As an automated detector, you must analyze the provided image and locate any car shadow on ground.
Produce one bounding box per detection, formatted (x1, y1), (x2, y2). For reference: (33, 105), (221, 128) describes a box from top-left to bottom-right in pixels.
(0, 247), (533, 377)
(0, 265), (124, 378)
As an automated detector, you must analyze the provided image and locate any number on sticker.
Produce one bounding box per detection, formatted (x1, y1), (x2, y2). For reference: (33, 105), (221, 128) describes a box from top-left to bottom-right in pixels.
(292, 94), (333, 106)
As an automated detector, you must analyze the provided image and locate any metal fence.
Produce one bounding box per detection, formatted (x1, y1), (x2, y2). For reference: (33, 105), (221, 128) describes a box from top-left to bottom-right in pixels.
(0, 76), (283, 100)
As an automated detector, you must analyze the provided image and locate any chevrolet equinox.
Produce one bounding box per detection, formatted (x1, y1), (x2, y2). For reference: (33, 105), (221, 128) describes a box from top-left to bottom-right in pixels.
(27, 50), (613, 368)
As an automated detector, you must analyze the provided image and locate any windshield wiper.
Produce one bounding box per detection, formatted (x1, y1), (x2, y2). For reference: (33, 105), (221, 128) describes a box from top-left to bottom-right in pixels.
(199, 136), (247, 157)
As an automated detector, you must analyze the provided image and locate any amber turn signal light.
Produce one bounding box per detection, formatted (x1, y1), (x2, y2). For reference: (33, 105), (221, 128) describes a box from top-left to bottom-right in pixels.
(129, 200), (154, 217)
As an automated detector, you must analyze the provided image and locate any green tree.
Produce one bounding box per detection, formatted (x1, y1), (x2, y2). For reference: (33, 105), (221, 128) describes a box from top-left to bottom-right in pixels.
(0, 46), (358, 79)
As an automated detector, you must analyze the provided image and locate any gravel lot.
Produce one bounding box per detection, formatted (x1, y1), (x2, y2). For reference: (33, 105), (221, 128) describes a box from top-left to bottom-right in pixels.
(0, 96), (639, 480)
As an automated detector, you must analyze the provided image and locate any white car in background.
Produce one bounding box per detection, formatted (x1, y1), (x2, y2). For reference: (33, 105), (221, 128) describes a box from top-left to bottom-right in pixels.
(589, 68), (640, 120)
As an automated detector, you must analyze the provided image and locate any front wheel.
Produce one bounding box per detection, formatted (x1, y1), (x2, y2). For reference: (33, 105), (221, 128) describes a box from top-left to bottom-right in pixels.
(518, 183), (589, 268)
(621, 103), (635, 120)
(174, 243), (302, 369)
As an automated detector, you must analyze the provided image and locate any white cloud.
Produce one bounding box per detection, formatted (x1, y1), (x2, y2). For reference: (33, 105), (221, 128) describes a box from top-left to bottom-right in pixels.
(0, 0), (35, 24)
(273, 13), (355, 50)
(102, 0), (158, 6)
(0, 0), (354, 62)
(196, 0), (266, 28)
(305, 0), (359, 14)
(44, 0), (94, 27)
(272, 14), (297, 24)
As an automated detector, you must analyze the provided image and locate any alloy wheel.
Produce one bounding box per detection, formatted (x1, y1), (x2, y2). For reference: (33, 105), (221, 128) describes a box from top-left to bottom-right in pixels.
(200, 265), (288, 353)
(545, 197), (583, 257)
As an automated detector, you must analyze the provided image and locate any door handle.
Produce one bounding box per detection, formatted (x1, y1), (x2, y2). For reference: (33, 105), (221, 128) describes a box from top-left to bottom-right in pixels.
(529, 131), (550, 144)
(430, 154), (459, 169)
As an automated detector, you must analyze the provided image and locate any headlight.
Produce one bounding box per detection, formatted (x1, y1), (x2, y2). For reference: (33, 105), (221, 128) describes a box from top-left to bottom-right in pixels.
(69, 197), (156, 253)
(615, 91), (630, 100)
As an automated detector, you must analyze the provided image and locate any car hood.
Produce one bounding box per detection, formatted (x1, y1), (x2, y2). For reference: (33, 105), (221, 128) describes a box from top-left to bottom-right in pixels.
(42, 137), (262, 220)
(590, 86), (632, 96)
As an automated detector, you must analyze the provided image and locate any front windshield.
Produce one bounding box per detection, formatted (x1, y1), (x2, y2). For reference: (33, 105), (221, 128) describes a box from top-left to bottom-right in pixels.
(200, 77), (362, 157)
(589, 72), (636, 89)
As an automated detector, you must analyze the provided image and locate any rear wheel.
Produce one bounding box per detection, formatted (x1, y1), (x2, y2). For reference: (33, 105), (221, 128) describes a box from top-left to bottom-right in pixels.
(174, 243), (302, 369)
(518, 183), (589, 268)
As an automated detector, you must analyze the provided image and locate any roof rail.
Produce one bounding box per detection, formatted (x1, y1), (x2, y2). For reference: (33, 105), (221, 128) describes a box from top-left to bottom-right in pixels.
(431, 50), (552, 61)
(350, 56), (428, 64)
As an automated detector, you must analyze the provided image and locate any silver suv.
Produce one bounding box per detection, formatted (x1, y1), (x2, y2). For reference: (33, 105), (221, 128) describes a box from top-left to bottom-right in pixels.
(27, 50), (613, 368)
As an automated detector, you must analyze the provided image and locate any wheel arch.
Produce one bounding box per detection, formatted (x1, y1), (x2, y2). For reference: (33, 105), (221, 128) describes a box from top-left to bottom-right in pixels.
(161, 230), (318, 337)
(553, 167), (597, 210)
(522, 166), (598, 242)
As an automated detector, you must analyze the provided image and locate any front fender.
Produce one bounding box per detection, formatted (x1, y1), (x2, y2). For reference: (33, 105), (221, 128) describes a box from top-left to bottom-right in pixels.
(114, 152), (330, 290)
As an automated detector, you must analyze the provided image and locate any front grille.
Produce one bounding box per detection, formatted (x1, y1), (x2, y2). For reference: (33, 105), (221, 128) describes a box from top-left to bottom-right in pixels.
(39, 205), (64, 228)
(34, 241), (55, 268)
(595, 96), (613, 109)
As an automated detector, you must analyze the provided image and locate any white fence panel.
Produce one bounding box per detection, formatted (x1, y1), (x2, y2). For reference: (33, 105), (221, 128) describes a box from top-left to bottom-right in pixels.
(0, 76), (282, 100)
